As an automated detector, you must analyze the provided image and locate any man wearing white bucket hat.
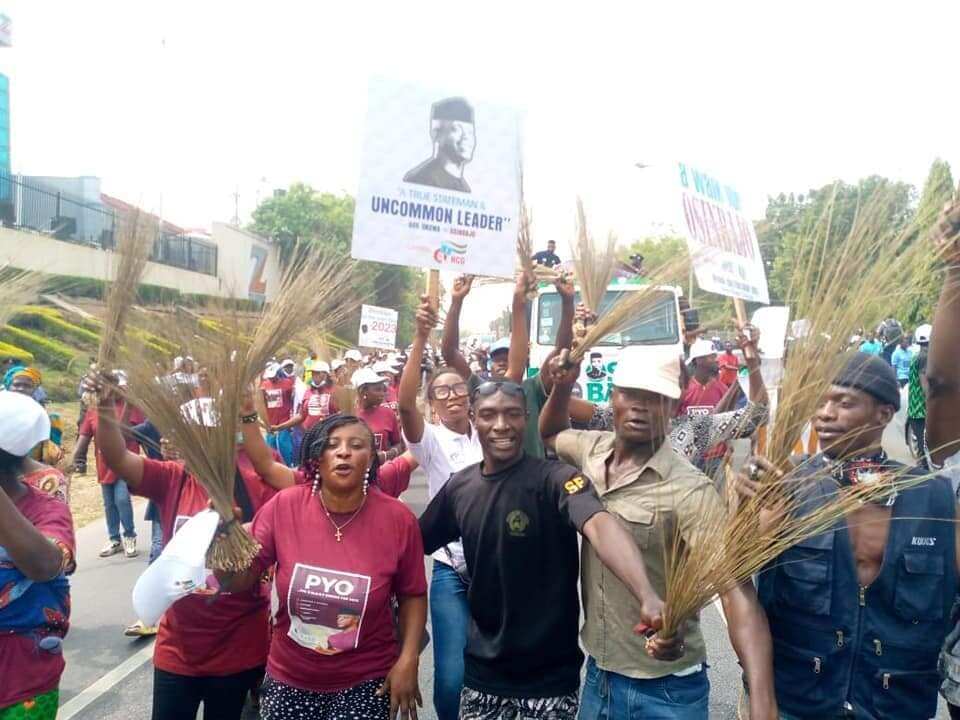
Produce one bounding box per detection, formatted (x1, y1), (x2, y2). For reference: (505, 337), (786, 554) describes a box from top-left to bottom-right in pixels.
(0, 391), (75, 718)
(540, 346), (777, 720)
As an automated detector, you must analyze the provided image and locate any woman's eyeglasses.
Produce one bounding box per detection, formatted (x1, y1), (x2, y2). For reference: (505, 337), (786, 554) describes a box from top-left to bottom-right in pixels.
(431, 382), (470, 400)
(472, 380), (527, 402)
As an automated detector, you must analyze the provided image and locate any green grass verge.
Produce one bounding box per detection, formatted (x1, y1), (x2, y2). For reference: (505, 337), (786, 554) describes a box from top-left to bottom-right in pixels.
(0, 325), (78, 370)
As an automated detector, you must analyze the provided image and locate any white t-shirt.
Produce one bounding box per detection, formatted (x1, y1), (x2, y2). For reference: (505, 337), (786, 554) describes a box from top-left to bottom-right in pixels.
(404, 420), (482, 566)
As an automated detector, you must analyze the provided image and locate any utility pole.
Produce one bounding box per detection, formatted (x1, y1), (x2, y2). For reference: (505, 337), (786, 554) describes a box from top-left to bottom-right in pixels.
(231, 186), (240, 226)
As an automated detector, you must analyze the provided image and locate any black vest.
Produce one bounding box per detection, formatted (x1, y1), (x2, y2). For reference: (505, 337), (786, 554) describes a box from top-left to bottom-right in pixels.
(758, 458), (957, 720)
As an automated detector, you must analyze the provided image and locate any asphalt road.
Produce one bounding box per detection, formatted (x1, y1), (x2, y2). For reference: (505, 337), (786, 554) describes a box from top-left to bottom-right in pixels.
(56, 409), (948, 719)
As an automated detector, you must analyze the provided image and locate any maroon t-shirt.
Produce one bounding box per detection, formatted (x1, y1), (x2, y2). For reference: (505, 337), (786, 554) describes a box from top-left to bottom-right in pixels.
(261, 377), (296, 427)
(79, 401), (147, 485)
(356, 405), (401, 452)
(299, 387), (338, 432)
(135, 454), (276, 676)
(250, 485), (427, 692)
(0, 485), (75, 709)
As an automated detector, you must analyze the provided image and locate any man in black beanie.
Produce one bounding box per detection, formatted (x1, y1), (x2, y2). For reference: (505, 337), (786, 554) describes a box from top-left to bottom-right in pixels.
(403, 97), (475, 193)
(733, 350), (959, 720)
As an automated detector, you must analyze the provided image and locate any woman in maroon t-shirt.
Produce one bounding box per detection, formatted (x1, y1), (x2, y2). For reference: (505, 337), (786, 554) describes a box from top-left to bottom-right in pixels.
(91, 386), (283, 720)
(217, 414), (427, 720)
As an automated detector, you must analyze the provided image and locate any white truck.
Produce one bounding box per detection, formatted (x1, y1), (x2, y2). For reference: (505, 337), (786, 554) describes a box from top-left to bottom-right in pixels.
(529, 277), (686, 404)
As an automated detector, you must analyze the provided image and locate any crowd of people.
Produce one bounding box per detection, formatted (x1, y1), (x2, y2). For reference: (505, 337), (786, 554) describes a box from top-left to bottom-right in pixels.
(1, 204), (960, 720)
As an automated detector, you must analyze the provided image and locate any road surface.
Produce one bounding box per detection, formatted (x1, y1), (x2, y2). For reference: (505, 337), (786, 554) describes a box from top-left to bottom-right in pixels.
(56, 411), (948, 718)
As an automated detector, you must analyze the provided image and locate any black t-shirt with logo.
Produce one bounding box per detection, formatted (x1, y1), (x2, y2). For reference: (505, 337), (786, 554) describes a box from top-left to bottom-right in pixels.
(419, 453), (604, 697)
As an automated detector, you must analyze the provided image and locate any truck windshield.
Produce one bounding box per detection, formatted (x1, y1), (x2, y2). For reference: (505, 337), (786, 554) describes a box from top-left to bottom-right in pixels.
(537, 289), (679, 346)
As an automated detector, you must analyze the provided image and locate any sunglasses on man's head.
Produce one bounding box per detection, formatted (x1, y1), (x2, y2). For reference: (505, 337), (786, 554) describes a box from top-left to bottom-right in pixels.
(431, 382), (470, 400)
(472, 380), (527, 402)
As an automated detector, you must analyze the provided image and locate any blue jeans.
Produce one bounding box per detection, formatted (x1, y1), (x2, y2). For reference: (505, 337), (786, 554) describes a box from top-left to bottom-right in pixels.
(430, 560), (470, 720)
(579, 656), (709, 720)
(266, 429), (294, 467)
(101, 479), (136, 543)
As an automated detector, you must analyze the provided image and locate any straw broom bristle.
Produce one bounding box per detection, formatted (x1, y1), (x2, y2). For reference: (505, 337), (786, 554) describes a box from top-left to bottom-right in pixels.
(570, 197), (617, 314)
(567, 254), (689, 365)
(654, 182), (950, 639)
(120, 242), (363, 571)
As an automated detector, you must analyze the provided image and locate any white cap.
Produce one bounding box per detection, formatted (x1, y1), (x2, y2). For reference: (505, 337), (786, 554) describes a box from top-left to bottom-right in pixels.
(0, 391), (51, 456)
(331, 359), (345, 371)
(264, 362), (281, 379)
(612, 346), (682, 400)
(281, 358), (295, 369)
(344, 349), (362, 362)
(310, 361), (331, 374)
(352, 368), (385, 388)
(373, 361), (396, 375)
(915, 323), (932, 344)
(173, 356), (184, 370)
(687, 339), (716, 362)
(112, 369), (129, 387)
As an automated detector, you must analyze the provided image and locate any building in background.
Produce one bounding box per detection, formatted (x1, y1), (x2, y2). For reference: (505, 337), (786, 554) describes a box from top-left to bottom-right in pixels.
(0, 173), (281, 302)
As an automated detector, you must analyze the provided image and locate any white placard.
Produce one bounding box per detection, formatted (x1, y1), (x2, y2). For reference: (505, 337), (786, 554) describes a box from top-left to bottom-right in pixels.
(676, 162), (769, 304)
(358, 304), (398, 350)
(352, 77), (522, 278)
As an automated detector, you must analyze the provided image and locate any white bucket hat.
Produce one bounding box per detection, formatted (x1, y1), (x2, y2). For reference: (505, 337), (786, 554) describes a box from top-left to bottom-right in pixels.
(612, 346), (683, 400)
(0, 391), (50, 456)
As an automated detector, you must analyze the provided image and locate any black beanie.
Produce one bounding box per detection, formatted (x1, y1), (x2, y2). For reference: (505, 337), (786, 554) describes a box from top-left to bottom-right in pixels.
(833, 352), (901, 410)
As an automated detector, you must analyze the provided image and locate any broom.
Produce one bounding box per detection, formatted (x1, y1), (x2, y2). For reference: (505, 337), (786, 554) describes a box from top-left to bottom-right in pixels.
(569, 197), (618, 353)
(655, 182), (949, 638)
(123, 243), (363, 571)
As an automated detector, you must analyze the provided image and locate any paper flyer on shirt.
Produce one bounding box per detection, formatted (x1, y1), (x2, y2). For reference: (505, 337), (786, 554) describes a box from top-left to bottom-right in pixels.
(287, 563), (371, 654)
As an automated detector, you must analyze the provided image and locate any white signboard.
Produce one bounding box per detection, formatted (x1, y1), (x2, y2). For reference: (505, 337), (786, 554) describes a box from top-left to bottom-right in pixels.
(0, 15), (11, 48)
(676, 162), (769, 304)
(352, 77), (522, 278)
(358, 304), (398, 350)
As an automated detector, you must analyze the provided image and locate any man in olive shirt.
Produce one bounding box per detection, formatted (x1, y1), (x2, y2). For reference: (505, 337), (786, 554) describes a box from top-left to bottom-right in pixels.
(420, 380), (666, 719)
(541, 345), (777, 720)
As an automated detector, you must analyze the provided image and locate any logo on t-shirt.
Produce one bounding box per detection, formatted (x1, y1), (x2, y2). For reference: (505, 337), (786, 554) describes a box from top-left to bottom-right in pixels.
(264, 389), (284, 409)
(506, 510), (530, 537)
(686, 406), (712, 418)
(286, 563), (371, 654)
(563, 475), (587, 495)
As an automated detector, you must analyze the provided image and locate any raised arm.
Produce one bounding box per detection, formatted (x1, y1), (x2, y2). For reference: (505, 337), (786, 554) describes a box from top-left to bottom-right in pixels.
(539, 356), (579, 451)
(240, 385), (295, 490)
(440, 275), (473, 381)
(506, 272), (534, 383)
(399, 296), (438, 444)
(926, 200), (960, 466)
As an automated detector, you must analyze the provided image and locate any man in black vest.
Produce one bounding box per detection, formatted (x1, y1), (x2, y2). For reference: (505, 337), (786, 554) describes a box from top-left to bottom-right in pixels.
(735, 351), (959, 720)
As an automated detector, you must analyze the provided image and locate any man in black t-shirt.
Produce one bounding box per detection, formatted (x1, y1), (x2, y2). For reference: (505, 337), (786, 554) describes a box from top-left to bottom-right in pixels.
(531, 240), (561, 268)
(419, 380), (668, 720)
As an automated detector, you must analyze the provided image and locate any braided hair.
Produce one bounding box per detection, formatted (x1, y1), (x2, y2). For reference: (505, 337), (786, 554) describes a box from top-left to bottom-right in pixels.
(299, 414), (382, 490)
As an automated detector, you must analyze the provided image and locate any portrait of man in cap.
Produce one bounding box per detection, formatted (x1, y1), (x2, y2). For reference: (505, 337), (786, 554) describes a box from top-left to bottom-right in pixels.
(403, 96), (475, 193)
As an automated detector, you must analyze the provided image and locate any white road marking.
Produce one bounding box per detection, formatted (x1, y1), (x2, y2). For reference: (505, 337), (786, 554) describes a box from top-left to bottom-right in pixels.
(58, 640), (155, 720)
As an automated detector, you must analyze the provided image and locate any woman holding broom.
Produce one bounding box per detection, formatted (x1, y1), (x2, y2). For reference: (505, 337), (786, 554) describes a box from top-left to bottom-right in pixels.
(215, 413), (427, 720)
(85, 372), (280, 720)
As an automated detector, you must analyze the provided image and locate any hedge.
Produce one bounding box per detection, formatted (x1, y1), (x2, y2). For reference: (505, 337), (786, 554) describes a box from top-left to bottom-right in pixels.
(11, 309), (100, 351)
(0, 341), (34, 365)
(0, 325), (77, 370)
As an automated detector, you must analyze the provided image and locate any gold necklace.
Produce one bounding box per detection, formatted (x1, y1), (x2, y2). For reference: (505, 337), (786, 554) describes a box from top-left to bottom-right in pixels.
(317, 491), (366, 542)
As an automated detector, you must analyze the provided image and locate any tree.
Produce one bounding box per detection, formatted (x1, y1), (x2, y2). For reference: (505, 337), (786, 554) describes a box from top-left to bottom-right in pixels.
(249, 184), (419, 346)
(621, 236), (734, 332)
(759, 176), (915, 304)
(894, 159), (955, 325)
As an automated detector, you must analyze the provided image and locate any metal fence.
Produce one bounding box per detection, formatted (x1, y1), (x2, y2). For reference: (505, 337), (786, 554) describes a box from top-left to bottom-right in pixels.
(0, 173), (218, 277)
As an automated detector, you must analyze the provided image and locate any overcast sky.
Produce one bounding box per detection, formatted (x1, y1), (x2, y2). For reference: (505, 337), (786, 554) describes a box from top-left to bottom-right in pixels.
(2, 2), (958, 331)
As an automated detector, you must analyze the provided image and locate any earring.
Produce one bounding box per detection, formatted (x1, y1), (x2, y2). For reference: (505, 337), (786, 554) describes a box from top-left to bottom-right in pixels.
(312, 472), (320, 496)
(363, 467), (370, 496)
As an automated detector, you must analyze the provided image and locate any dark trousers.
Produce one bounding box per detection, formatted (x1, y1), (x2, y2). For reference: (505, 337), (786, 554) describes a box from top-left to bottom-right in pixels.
(152, 666), (263, 720)
(950, 704), (960, 720)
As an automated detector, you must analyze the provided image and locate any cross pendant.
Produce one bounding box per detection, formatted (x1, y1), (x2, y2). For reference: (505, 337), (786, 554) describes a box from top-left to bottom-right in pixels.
(335, 529), (343, 542)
